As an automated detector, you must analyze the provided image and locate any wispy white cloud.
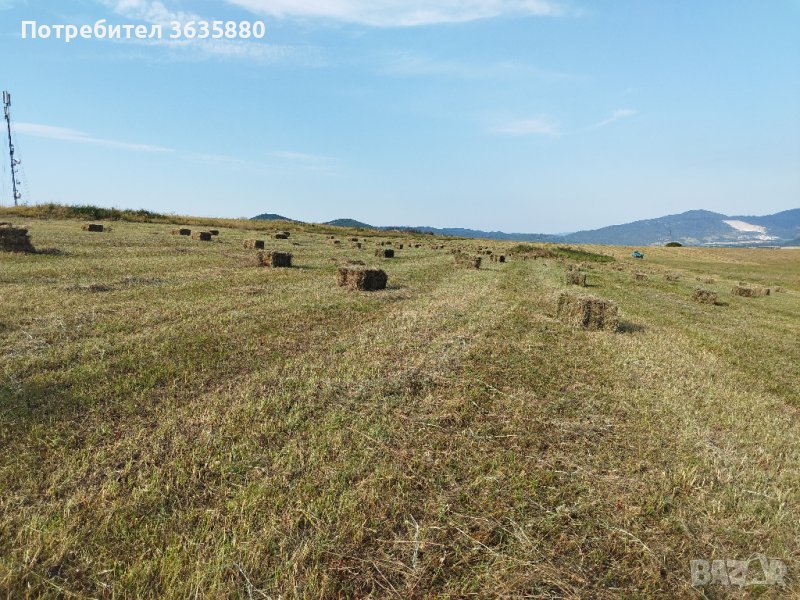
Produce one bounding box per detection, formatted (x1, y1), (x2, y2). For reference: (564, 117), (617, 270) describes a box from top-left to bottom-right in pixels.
(96, 0), (319, 64)
(380, 52), (576, 80)
(270, 150), (342, 175)
(489, 117), (560, 137)
(271, 150), (335, 162)
(17, 122), (342, 177)
(0, 0), (26, 10)
(591, 108), (636, 129)
(15, 122), (173, 153)
(126, 36), (320, 64)
(17, 122), (342, 175)
(225, 0), (578, 27)
(98, 0), (200, 25)
(489, 109), (636, 138)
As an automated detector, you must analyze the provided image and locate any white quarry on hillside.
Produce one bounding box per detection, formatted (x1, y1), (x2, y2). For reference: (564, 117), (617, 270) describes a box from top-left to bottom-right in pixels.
(722, 220), (779, 241)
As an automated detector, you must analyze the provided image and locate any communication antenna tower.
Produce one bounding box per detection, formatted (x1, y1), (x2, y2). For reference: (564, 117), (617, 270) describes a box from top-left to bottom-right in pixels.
(3, 90), (22, 206)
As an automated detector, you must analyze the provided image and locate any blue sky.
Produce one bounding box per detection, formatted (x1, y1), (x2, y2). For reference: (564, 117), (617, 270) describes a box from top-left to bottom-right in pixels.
(2, 0), (799, 232)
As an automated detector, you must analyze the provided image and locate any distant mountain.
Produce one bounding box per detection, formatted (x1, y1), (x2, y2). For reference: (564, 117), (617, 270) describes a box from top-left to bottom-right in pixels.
(252, 208), (800, 246)
(563, 209), (800, 246)
(324, 218), (375, 229)
(396, 226), (560, 242)
(251, 213), (297, 222)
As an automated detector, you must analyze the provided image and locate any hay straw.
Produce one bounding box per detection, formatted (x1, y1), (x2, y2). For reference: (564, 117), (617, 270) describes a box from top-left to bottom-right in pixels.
(565, 272), (588, 287)
(337, 267), (388, 291)
(0, 224), (36, 253)
(557, 293), (619, 331)
(691, 289), (718, 305)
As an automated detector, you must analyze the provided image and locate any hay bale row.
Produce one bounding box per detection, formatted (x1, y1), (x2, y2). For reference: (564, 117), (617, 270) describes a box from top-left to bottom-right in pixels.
(0, 224), (35, 253)
(337, 267), (388, 291)
(732, 283), (770, 297)
(565, 272), (588, 287)
(82, 223), (104, 232)
(172, 228), (191, 236)
(557, 293), (619, 331)
(244, 239), (265, 250)
(692, 288), (718, 305)
(375, 248), (395, 259)
(193, 231), (212, 242)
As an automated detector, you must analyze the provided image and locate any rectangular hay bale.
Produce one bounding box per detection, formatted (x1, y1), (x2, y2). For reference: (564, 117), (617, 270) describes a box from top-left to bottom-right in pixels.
(172, 228), (191, 236)
(565, 272), (588, 286)
(244, 239), (265, 250)
(269, 251), (292, 268)
(193, 231), (212, 242)
(557, 293), (619, 331)
(375, 248), (395, 258)
(337, 267), (388, 291)
(82, 223), (104, 232)
(0, 224), (36, 253)
(692, 288), (718, 305)
(731, 283), (770, 297)
(454, 252), (481, 269)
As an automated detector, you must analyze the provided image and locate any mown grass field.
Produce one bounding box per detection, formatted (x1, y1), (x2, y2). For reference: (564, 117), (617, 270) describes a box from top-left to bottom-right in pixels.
(1, 211), (799, 598)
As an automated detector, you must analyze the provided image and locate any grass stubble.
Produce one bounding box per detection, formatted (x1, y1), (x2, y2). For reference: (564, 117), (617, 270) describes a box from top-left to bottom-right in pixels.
(0, 210), (798, 598)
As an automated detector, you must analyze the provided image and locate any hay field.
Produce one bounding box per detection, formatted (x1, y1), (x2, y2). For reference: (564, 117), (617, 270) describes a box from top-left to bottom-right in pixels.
(1, 213), (799, 598)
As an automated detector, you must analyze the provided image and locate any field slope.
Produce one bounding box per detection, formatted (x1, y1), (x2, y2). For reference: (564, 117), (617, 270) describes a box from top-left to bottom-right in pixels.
(1, 214), (799, 598)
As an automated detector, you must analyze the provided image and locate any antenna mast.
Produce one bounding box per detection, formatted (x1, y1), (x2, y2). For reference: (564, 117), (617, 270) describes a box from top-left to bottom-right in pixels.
(3, 91), (22, 206)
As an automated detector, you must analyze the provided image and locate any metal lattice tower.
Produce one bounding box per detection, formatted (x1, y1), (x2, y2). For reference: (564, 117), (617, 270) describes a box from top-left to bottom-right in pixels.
(3, 91), (22, 206)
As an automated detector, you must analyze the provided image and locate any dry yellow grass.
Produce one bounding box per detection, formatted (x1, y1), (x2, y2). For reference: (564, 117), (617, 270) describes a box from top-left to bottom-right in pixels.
(1, 212), (798, 598)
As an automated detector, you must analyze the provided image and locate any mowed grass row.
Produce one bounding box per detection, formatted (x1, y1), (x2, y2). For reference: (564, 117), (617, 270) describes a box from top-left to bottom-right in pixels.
(1, 218), (799, 597)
